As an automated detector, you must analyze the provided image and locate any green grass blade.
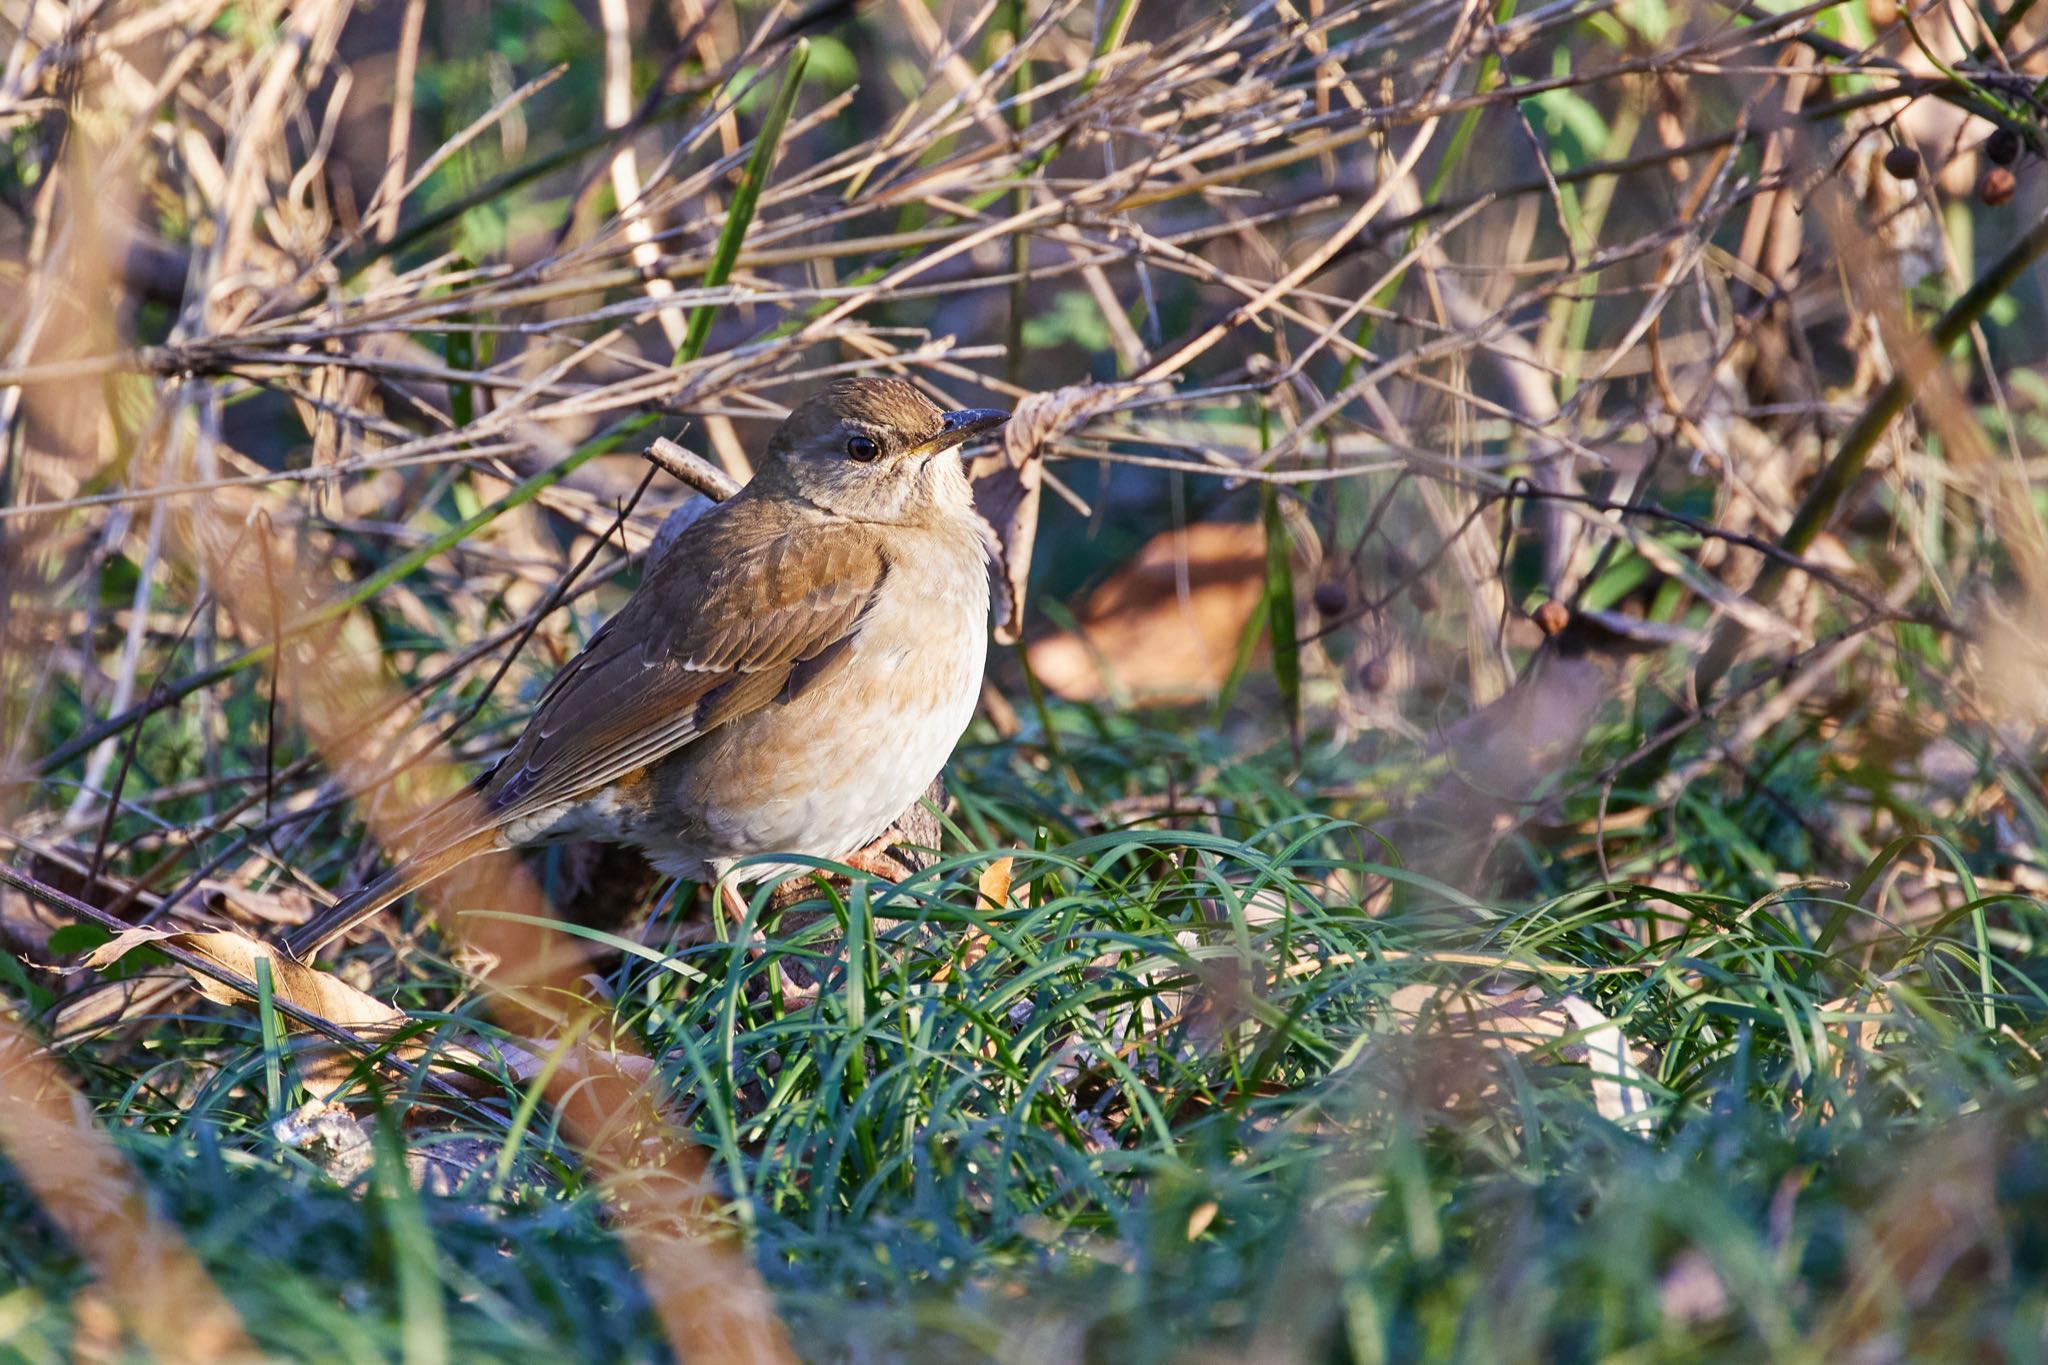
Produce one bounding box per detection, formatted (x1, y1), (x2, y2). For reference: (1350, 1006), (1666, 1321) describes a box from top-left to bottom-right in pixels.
(1261, 483), (1300, 755)
(678, 40), (810, 364)
(254, 956), (284, 1117)
(373, 1110), (450, 1365)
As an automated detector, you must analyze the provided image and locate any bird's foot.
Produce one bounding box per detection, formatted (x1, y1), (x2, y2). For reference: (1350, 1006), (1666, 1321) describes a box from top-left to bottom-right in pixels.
(834, 841), (918, 882)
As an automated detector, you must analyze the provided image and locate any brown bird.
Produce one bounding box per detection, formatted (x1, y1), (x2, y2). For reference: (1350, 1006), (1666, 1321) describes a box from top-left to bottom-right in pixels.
(287, 378), (1010, 958)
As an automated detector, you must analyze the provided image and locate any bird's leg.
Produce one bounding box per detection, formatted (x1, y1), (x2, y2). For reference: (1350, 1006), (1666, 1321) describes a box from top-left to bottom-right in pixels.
(752, 844), (912, 1014)
(717, 880), (750, 930)
(836, 841), (916, 882)
(763, 842), (914, 915)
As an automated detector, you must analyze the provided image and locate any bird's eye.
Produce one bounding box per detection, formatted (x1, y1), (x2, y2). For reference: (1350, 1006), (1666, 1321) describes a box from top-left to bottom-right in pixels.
(846, 434), (880, 463)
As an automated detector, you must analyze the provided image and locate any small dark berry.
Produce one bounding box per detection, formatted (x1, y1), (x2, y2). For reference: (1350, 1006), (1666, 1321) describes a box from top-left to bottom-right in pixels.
(1882, 144), (1920, 181)
(1988, 126), (2022, 167)
(1981, 166), (2017, 206)
(1312, 579), (1348, 616)
(1358, 657), (1390, 693)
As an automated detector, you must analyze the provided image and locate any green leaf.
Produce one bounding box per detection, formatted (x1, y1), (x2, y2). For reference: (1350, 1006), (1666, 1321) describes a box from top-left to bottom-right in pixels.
(804, 35), (858, 90)
(1020, 289), (1115, 353)
(1261, 484), (1301, 756)
(678, 40), (810, 364)
(46, 923), (111, 956)
(1528, 78), (1607, 157)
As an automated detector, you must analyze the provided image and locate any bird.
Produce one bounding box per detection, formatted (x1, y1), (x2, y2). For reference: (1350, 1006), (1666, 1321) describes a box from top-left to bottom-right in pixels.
(285, 378), (1010, 959)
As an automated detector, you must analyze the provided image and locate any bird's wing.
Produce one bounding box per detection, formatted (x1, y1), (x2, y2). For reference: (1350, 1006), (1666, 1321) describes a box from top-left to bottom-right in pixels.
(478, 502), (886, 831)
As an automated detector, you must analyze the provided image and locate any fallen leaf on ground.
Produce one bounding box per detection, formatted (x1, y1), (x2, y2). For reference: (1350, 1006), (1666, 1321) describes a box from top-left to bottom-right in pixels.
(1027, 521), (1267, 703)
(976, 856), (1014, 910)
(85, 926), (649, 1100)
(931, 856), (1014, 985)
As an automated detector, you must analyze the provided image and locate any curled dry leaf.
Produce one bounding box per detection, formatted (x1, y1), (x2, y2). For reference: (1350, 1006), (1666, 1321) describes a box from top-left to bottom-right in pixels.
(1027, 521), (1269, 703)
(83, 926), (401, 1031)
(84, 925), (649, 1100)
(86, 925), (413, 1097)
(972, 381), (1155, 644)
(199, 881), (317, 928)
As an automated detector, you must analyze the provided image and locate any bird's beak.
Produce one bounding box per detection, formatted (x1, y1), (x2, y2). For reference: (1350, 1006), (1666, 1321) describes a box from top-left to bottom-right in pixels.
(915, 407), (1010, 458)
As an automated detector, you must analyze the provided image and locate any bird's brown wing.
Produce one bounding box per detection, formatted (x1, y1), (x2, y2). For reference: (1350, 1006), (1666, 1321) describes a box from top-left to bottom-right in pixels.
(478, 501), (886, 832)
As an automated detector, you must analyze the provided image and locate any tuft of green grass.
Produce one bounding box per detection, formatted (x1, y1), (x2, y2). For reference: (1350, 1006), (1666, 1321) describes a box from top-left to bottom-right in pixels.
(9, 714), (2048, 1361)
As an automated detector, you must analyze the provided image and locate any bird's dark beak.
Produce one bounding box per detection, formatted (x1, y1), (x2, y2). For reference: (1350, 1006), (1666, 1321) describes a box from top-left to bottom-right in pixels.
(918, 407), (1010, 458)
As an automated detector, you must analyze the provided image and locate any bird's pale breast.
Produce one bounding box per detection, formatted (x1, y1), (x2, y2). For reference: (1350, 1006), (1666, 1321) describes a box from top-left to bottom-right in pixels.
(641, 514), (992, 881)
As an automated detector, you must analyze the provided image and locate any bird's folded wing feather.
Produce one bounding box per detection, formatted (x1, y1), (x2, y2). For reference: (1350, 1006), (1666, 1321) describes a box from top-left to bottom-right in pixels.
(480, 507), (885, 830)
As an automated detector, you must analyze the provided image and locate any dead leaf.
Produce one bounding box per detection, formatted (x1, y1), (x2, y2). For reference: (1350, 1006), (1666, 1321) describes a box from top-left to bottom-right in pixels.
(1557, 994), (1656, 1132)
(932, 855), (1014, 985)
(1027, 521), (1268, 703)
(973, 381), (1153, 644)
(199, 881), (317, 928)
(976, 855), (1014, 911)
(84, 926), (402, 1031)
(84, 925), (564, 1099)
(970, 426), (1043, 647)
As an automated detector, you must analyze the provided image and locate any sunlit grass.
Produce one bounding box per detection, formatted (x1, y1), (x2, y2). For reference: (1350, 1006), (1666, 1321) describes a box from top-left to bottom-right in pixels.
(8, 711), (2048, 1360)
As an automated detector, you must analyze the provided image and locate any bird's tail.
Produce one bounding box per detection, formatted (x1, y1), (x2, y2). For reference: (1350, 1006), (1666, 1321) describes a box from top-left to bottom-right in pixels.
(284, 830), (499, 960)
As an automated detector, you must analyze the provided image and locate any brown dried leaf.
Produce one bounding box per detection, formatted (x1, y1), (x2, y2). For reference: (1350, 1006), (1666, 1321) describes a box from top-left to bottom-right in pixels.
(84, 926), (402, 1030)
(970, 432), (1043, 648)
(86, 924), (656, 1100)
(1026, 521), (1268, 703)
(199, 881), (317, 928)
(976, 855), (1014, 911)
(932, 856), (1015, 984)
(86, 926), (435, 1097)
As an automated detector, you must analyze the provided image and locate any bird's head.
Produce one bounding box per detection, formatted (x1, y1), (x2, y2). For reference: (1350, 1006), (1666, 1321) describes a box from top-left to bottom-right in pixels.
(755, 378), (1010, 524)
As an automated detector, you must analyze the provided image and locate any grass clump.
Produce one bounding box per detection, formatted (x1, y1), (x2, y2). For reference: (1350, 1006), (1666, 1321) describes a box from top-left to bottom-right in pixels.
(11, 718), (2048, 1360)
